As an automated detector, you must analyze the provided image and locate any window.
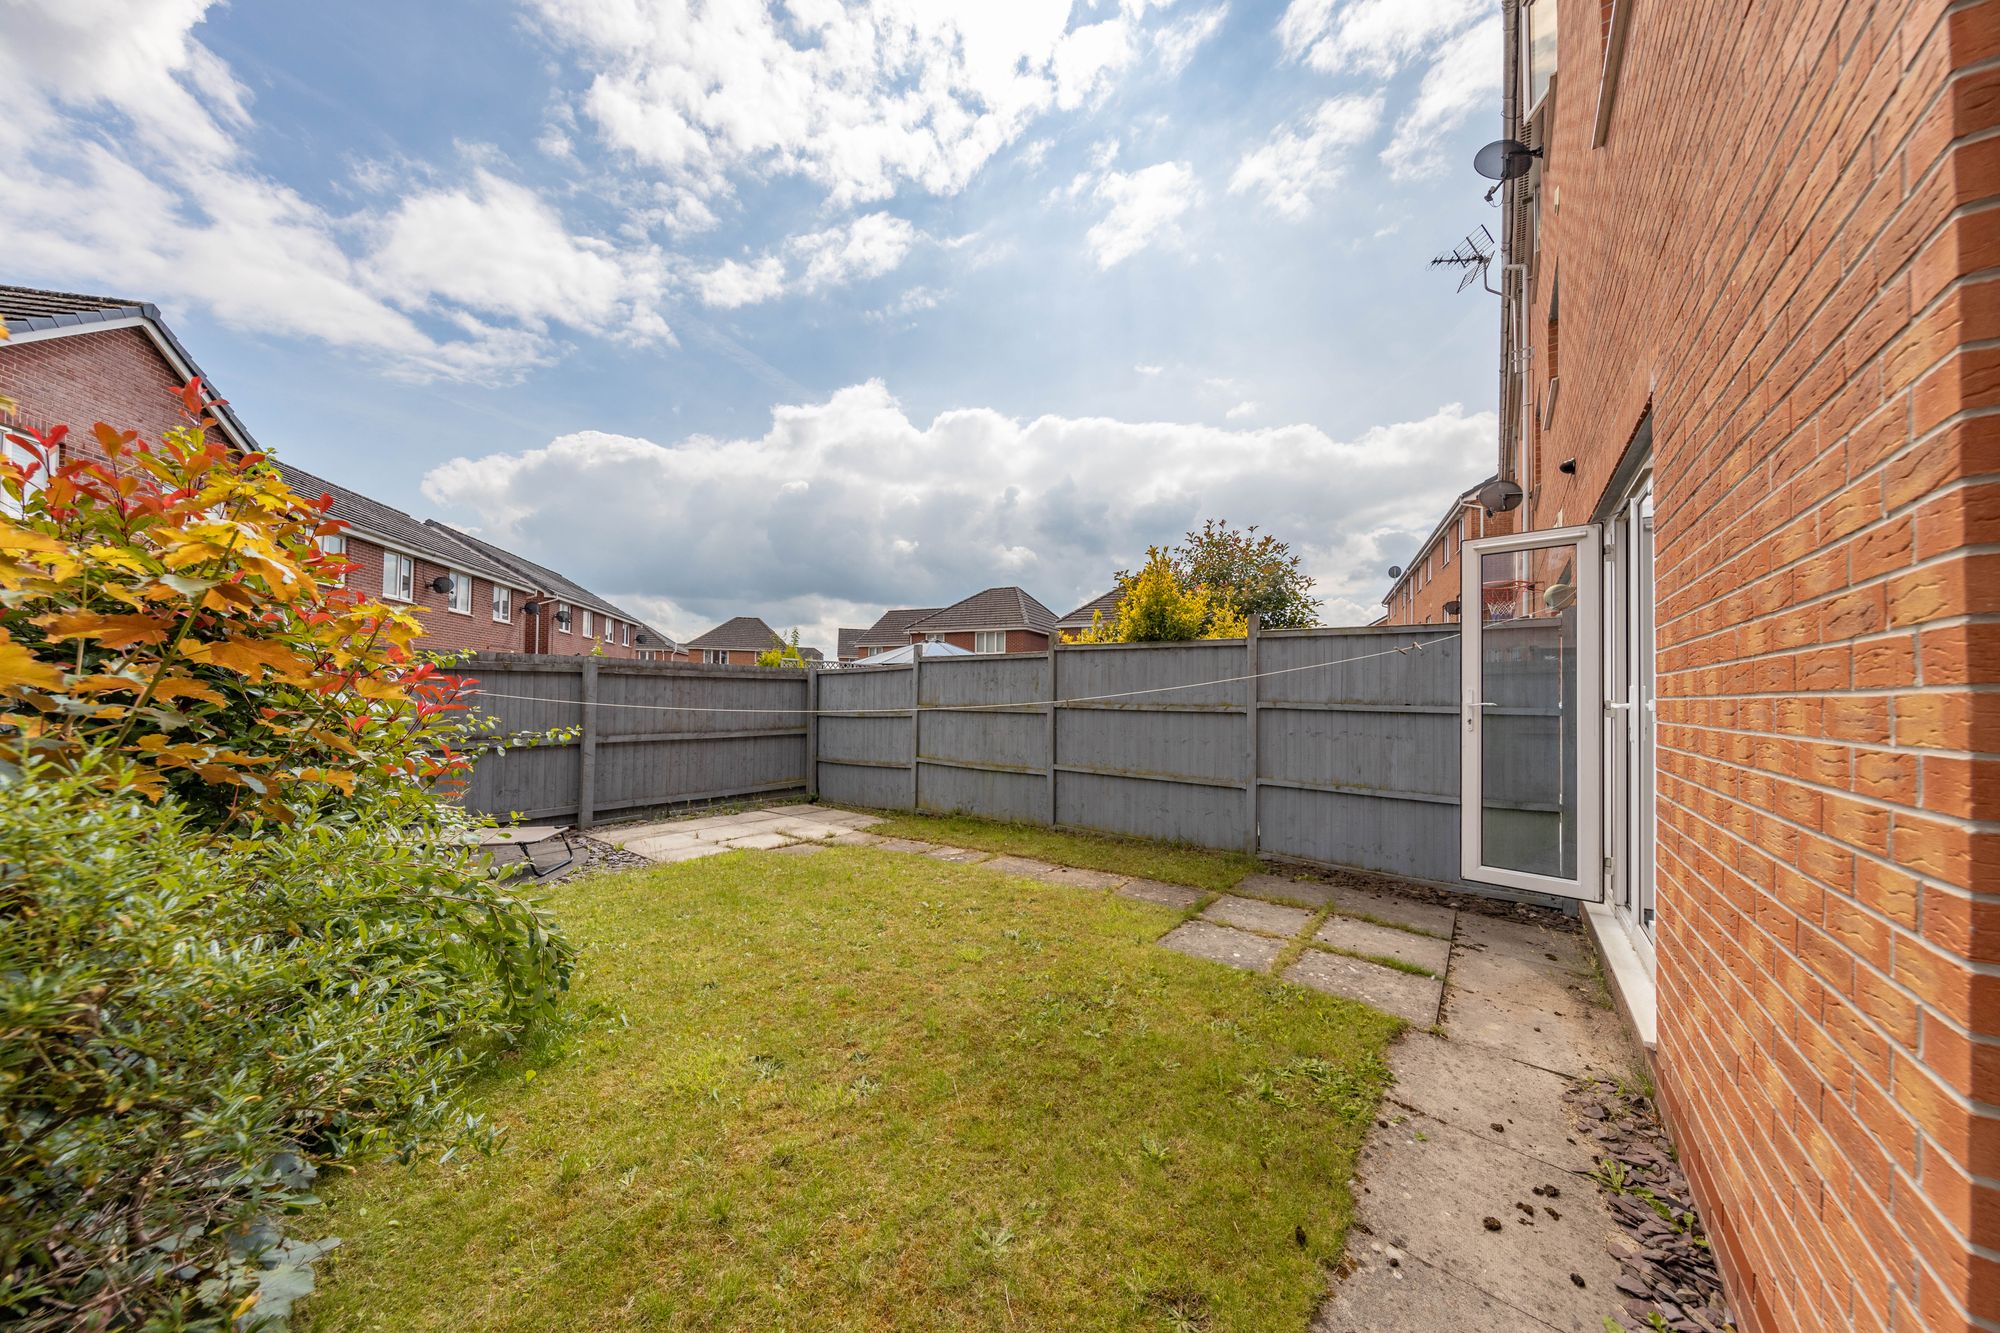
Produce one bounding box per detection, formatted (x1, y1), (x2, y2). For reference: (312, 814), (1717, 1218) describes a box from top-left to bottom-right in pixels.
(1522, 0), (1558, 115)
(1, 432), (47, 519)
(492, 585), (512, 623)
(704, 649), (728, 665)
(926, 633), (944, 643)
(382, 552), (414, 602)
(974, 630), (1005, 654)
(316, 533), (347, 586)
(558, 601), (572, 633)
(622, 622), (631, 646)
(580, 609), (593, 639)
(446, 570), (473, 615)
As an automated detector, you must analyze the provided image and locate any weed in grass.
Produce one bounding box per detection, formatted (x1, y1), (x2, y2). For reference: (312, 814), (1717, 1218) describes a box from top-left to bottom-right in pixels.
(1140, 1135), (1173, 1167)
(841, 807), (1255, 891)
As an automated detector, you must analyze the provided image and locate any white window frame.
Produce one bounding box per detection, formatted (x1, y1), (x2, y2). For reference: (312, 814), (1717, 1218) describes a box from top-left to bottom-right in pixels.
(622, 622), (630, 646)
(1459, 523), (1603, 899)
(558, 602), (572, 634)
(925, 632), (945, 643)
(382, 551), (414, 603)
(446, 570), (473, 615)
(492, 585), (512, 623)
(703, 648), (729, 665)
(974, 629), (1005, 654)
(1, 432), (46, 519)
(315, 533), (347, 587)
(582, 609), (594, 639)
(1522, 0), (1559, 117)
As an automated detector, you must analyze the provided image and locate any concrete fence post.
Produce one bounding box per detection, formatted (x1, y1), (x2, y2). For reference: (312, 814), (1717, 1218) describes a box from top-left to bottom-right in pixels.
(1045, 641), (1059, 827)
(908, 649), (923, 812)
(804, 666), (818, 800)
(1244, 613), (1260, 854)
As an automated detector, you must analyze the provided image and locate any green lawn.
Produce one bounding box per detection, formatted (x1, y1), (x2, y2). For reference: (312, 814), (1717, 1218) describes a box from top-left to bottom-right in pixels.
(844, 807), (1257, 892)
(304, 847), (1396, 1332)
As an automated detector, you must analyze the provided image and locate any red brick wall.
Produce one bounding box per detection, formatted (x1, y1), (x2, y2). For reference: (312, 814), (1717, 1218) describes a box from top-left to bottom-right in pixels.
(1382, 507), (1519, 626)
(907, 629), (1051, 652)
(1, 326), (193, 456)
(1520, 1), (2000, 1327)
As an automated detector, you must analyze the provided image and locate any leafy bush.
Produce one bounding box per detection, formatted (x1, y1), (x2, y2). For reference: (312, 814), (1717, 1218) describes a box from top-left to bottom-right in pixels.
(1063, 547), (1248, 644)
(0, 387), (573, 1329)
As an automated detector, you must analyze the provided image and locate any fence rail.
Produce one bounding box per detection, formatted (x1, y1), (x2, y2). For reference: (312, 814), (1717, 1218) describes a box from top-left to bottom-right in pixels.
(460, 625), (1488, 893)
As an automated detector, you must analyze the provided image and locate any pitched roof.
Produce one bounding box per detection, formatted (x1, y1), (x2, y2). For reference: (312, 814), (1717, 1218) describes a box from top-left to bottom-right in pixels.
(1056, 589), (1124, 629)
(836, 626), (864, 660)
(273, 461), (524, 586)
(801, 646), (825, 661)
(856, 607), (941, 645)
(0, 284), (263, 453)
(907, 587), (1057, 635)
(687, 616), (780, 651)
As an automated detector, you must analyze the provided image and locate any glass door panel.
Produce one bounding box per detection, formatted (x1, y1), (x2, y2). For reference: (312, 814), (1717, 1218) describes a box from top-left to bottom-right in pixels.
(1461, 525), (1603, 898)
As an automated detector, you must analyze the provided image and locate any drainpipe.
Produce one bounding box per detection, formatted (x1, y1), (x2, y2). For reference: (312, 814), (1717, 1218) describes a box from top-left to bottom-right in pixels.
(1498, 0), (1529, 531)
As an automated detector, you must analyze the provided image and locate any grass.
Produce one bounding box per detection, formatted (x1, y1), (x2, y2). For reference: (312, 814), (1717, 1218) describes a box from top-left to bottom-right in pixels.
(303, 847), (1397, 1332)
(845, 807), (1257, 893)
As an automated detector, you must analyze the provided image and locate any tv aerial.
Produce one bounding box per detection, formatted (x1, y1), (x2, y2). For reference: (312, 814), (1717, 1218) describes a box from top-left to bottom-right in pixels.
(1430, 224), (1497, 294)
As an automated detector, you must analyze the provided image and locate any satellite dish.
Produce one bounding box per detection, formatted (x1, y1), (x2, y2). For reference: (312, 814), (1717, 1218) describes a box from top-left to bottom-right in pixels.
(1387, 565), (1404, 580)
(1477, 479), (1524, 514)
(1443, 599), (1463, 617)
(1544, 582), (1577, 612)
(1473, 139), (1542, 182)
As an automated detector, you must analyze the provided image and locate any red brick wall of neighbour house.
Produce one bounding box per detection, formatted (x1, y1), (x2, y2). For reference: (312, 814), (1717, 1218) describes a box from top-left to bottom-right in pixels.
(1521, 1), (2000, 1328)
(0, 327), (202, 460)
(336, 536), (529, 656)
(1382, 507), (1519, 627)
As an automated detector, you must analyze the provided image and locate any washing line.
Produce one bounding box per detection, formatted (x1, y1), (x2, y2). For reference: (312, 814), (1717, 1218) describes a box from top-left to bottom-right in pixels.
(463, 633), (1460, 719)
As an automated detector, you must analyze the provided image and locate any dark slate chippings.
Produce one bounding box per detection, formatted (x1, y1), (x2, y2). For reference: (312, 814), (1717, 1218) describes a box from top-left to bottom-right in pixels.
(1567, 1081), (1738, 1332)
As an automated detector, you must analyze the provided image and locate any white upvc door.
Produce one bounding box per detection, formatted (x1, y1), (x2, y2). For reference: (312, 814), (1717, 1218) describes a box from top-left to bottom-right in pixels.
(1460, 524), (1605, 899)
(1602, 476), (1658, 968)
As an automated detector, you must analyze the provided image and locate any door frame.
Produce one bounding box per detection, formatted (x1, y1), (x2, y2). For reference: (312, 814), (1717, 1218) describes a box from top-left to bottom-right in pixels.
(1602, 470), (1658, 972)
(1459, 523), (1605, 899)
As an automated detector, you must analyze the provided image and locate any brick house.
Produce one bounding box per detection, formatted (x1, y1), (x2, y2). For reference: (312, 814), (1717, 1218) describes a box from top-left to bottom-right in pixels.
(1054, 589), (1124, 639)
(0, 284), (673, 662)
(853, 607), (940, 659)
(1378, 476), (1520, 627)
(835, 627), (864, 663)
(905, 587), (1058, 653)
(1380, 3), (2000, 1328)
(685, 615), (782, 665)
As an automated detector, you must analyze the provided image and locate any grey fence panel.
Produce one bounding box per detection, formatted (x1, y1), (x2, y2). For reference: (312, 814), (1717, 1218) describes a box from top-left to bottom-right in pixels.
(1057, 640), (1248, 708)
(818, 714), (910, 766)
(1057, 708), (1246, 785)
(1055, 767), (1246, 849)
(1257, 784), (1464, 885)
(920, 654), (1047, 706)
(923, 709), (1045, 770)
(918, 764), (1045, 823)
(1259, 708), (1458, 799)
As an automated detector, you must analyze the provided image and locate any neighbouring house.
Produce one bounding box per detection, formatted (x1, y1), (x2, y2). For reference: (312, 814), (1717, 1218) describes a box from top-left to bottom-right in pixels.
(1054, 589), (1124, 639)
(1412, 5), (2000, 1329)
(905, 587), (1058, 654)
(685, 616), (782, 665)
(0, 283), (673, 662)
(1378, 476), (1518, 627)
(835, 627), (864, 663)
(852, 607), (940, 659)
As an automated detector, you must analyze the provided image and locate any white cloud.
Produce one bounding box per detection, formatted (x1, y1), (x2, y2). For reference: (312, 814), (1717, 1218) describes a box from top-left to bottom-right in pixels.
(694, 255), (788, 310)
(1087, 161), (1199, 267)
(690, 212), (918, 309)
(1230, 93), (1383, 220)
(868, 286), (948, 322)
(0, 0), (672, 384)
(526, 0), (1181, 208)
(420, 380), (1497, 646)
(1135, 363), (1165, 376)
(1155, 5), (1229, 74)
(1277, 0), (1487, 76)
(1381, 17), (1501, 181)
(1226, 400), (1259, 419)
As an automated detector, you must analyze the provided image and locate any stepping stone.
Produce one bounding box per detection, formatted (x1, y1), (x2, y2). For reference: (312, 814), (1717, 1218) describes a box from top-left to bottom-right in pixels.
(1159, 921), (1282, 972)
(769, 842), (826, 856)
(722, 831), (795, 851)
(830, 831), (885, 846)
(1314, 916), (1451, 975)
(924, 845), (993, 863)
(868, 837), (936, 853)
(1283, 951), (1442, 1025)
(808, 809), (884, 829)
(599, 820), (689, 846)
(1454, 913), (1593, 975)
(764, 819), (843, 840)
(984, 855), (1127, 889)
(625, 832), (701, 858)
(1326, 884), (1456, 940)
(1203, 894), (1314, 937)
(1118, 879), (1205, 909)
(1234, 872), (1339, 908)
(645, 844), (726, 865)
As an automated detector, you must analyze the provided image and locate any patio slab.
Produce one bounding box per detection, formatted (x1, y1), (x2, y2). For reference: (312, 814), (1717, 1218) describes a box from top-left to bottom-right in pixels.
(868, 836), (939, 854)
(1158, 921), (1282, 972)
(1233, 872), (1340, 908)
(721, 831), (796, 851)
(1314, 916), (1450, 975)
(982, 855), (1129, 890)
(1283, 951), (1442, 1026)
(624, 832), (702, 858)
(1116, 879), (1206, 909)
(830, 831), (886, 846)
(642, 844), (727, 865)
(769, 842), (826, 856)
(923, 845), (994, 863)
(1325, 884), (1456, 940)
(1202, 894), (1315, 937)
(1455, 913), (1598, 976)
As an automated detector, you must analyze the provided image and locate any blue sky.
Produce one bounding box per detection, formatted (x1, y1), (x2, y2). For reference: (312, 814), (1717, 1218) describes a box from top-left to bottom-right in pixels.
(1, 0), (1503, 646)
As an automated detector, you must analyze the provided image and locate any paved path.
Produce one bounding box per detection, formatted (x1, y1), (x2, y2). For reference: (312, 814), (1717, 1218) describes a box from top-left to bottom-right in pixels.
(601, 804), (1649, 1331)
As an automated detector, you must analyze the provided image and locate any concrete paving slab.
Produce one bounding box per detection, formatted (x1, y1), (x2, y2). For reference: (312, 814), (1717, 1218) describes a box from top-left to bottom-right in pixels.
(1380, 1035), (1601, 1175)
(1203, 894), (1315, 937)
(721, 831), (795, 851)
(923, 845), (993, 863)
(806, 809), (883, 828)
(1326, 884), (1456, 940)
(599, 820), (688, 846)
(868, 837), (937, 854)
(982, 855), (1128, 890)
(763, 819), (844, 840)
(1455, 913), (1596, 976)
(768, 842), (826, 856)
(1234, 872), (1340, 908)
(646, 844), (726, 865)
(830, 831), (886, 846)
(1117, 879), (1206, 909)
(755, 804), (819, 817)
(625, 832), (702, 858)
(1158, 921), (1282, 972)
(1312, 1240), (1550, 1333)
(1315, 916), (1450, 975)
(1284, 951), (1441, 1025)
(1444, 977), (1633, 1080)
